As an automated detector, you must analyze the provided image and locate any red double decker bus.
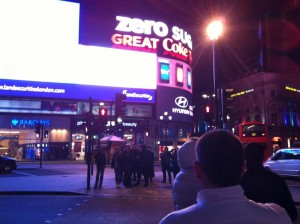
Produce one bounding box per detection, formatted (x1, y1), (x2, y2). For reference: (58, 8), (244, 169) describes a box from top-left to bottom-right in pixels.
(233, 121), (270, 161)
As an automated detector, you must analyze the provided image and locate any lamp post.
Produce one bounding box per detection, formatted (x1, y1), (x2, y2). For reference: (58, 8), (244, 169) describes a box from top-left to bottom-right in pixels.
(159, 111), (172, 147)
(207, 19), (223, 128)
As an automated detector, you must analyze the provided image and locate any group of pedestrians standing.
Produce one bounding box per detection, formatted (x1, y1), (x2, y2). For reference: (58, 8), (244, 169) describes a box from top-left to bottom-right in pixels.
(160, 147), (180, 184)
(111, 144), (155, 188)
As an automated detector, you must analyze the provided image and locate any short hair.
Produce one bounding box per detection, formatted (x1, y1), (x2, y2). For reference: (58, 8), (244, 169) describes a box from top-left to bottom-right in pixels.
(195, 129), (244, 187)
(244, 142), (265, 163)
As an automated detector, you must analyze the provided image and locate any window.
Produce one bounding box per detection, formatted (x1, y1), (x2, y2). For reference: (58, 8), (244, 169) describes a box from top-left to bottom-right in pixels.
(271, 113), (278, 126)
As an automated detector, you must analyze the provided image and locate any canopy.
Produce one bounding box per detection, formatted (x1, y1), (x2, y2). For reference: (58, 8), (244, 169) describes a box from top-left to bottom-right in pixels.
(100, 135), (125, 142)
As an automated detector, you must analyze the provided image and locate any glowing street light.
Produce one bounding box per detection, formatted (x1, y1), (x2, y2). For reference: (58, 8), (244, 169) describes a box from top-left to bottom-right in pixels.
(207, 20), (223, 41)
(207, 19), (223, 128)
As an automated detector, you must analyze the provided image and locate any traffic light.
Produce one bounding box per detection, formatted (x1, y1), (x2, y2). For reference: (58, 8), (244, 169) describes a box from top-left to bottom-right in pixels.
(93, 107), (108, 133)
(44, 130), (49, 138)
(99, 108), (107, 117)
(204, 105), (213, 122)
(115, 93), (126, 117)
(205, 105), (211, 114)
(34, 123), (41, 137)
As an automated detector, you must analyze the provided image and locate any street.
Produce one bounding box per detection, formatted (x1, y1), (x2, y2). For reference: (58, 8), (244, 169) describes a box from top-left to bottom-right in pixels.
(1, 161), (300, 223)
(0, 161), (174, 224)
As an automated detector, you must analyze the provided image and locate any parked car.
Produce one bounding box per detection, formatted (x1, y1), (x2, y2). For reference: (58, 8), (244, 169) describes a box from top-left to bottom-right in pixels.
(0, 155), (17, 173)
(264, 148), (300, 178)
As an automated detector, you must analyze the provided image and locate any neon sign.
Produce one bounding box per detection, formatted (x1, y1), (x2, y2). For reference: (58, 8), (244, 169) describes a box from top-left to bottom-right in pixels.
(286, 86), (300, 93)
(112, 16), (192, 64)
(111, 34), (159, 49)
(231, 89), (254, 97)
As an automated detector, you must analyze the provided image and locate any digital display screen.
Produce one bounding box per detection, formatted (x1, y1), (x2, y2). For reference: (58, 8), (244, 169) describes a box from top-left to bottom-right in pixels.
(176, 64), (184, 87)
(160, 63), (170, 83)
(0, 0), (157, 101)
(187, 69), (192, 89)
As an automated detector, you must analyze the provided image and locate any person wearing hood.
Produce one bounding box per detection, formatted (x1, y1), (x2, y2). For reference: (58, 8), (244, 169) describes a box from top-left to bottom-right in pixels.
(172, 137), (202, 210)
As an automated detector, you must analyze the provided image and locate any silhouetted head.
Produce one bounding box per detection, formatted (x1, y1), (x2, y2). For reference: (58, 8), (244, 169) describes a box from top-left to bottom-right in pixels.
(194, 129), (244, 187)
(244, 142), (265, 167)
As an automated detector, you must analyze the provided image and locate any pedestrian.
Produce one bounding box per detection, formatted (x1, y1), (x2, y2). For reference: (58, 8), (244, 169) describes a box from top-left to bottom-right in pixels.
(111, 147), (124, 188)
(170, 148), (180, 179)
(140, 145), (153, 187)
(148, 147), (155, 182)
(172, 137), (201, 210)
(94, 147), (107, 189)
(241, 142), (297, 222)
(122, 144), (133, 188)
(159, 129), (292, 224)
(160, 147), (172, 184)
(132, 145), (142, 186)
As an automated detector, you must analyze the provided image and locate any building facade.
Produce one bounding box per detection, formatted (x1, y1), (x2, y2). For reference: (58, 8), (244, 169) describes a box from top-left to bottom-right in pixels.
(222, 72), (300, 151)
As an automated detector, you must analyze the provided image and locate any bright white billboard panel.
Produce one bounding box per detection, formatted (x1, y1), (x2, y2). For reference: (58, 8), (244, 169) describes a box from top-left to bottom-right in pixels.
(0, 0), (156, 91)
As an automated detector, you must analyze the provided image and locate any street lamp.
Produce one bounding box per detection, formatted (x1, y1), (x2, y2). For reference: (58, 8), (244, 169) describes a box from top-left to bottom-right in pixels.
(207, 19), (223, 128)
(160, 111), (172, 147)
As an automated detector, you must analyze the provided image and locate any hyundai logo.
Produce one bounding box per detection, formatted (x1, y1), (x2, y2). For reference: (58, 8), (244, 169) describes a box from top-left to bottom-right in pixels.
(175, 96), (188, 108)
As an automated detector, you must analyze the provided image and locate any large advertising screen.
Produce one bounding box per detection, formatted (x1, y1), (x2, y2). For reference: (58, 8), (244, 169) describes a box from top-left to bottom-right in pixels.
(0, 0), (193, 111)
(0, 0), (156, 102)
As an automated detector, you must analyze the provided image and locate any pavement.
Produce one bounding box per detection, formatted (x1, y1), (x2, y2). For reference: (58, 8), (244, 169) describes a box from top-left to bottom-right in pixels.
(0, 160), (172, 196)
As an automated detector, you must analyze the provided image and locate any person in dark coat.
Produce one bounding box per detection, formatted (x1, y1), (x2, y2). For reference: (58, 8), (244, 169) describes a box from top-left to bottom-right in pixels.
(140, 145), (153, 187)
(160, 147), (172, 183)
(94, 148), (107, 189)
(241, 142), (297, 222)
(170, 148), (180, 179)
(132, 145), (142, 186)
(148, 147), (155, 182)
(111, 147), (124, 188)
(122, 144), (133, 188)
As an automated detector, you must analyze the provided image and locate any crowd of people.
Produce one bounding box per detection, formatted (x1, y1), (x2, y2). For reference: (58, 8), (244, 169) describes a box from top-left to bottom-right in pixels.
(161, 129), (296, 224)
(93, 129), (298, 223)
(94, 143), (181, 189)
(110, 144), (155, 188)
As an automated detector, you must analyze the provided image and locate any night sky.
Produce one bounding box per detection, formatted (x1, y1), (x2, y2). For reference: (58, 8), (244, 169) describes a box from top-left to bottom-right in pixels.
(184, 0), (300, 97)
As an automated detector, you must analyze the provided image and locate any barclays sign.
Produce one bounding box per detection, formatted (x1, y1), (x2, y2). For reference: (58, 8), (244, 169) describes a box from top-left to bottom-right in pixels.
(11, 118), (51, 127)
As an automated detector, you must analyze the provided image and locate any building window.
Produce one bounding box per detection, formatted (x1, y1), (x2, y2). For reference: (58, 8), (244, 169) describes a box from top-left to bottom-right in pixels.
(271, 90), (277, 97)
(255, 115), (261, 122)
(271, 113), (278, 126)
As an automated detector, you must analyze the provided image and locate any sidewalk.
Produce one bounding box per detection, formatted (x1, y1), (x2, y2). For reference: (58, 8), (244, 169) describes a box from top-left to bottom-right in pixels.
(0, 160), (173, 198)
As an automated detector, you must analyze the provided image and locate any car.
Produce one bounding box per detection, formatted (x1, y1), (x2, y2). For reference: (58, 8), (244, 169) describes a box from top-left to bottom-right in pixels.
(264, 148), (300, 178)
(0, 155), (17, 173)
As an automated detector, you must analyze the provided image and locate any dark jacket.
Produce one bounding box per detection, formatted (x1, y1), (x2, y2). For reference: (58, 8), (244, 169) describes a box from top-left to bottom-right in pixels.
(241, 165), (297, 222)
(94, 150), (106, 169)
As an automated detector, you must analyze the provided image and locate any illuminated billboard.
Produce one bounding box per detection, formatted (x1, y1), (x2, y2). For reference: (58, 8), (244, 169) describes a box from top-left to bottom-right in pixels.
(0, 0), (193, 112)
(156, 86), (193, 123)
(0, 0), (156, 102)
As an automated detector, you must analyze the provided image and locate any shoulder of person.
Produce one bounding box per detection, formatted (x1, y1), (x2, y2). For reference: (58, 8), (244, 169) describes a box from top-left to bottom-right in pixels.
(259, 202), (293, 222)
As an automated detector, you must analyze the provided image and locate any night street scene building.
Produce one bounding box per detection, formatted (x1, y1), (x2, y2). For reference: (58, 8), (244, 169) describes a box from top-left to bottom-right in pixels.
(0, 0), (299, 161)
